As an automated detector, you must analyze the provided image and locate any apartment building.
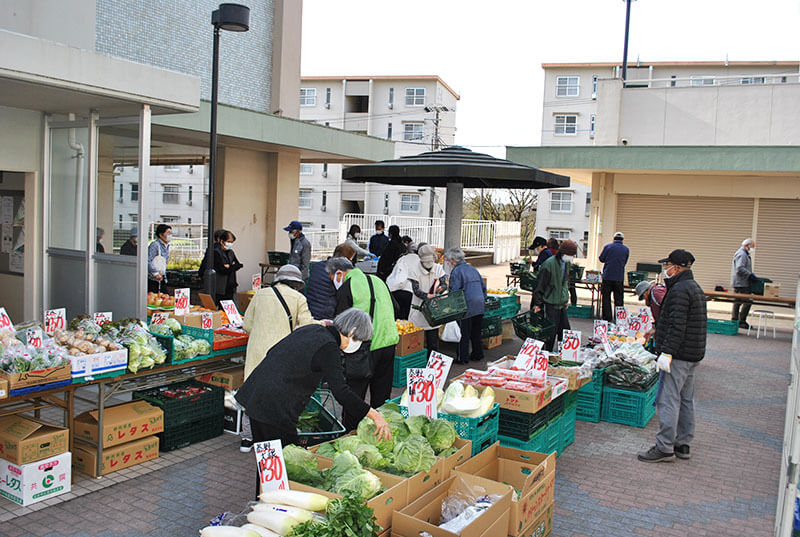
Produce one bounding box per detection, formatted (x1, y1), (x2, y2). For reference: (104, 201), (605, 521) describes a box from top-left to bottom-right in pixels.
(297, 76), (460, 230)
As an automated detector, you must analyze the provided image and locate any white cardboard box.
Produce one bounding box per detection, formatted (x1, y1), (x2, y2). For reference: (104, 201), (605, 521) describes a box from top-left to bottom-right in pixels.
(0, 452), (72, 506)
(70, 349), (127, 378)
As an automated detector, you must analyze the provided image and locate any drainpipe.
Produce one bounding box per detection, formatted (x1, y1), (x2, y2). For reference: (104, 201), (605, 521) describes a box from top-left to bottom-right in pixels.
(68, 113), (85, 250)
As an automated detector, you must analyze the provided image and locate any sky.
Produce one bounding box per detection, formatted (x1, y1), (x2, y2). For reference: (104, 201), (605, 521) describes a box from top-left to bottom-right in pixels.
(301, 0), (800, 156)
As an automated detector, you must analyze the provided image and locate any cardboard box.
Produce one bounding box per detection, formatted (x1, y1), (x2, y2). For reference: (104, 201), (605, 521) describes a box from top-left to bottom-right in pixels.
(74, 400), (164, 448)
(521, 503), (553, 537)
(0, 416), (69, 465)
(0, 378), (7, 400)
(502, 319), (515, 341)
(454, 443), (556, 536)
(223, 406), (243, 434)
(392, 473), (512, 537)
(396, 329), (425, 357)
(456, 365), (552, 414)
(169, 310), (223, 329)
(0, 364), (71, 391)
(439, 437), (472, 478)
(546, 365), (591, 391)
(482, 335), (503, 349)
(238, 291), (254, 313)
(72, 436), (159, 477)
(196, 366), (245, 391)
(289, 454), (408, 532)
(764, 282), (781, 298)
(0, 451), (71, 506)
(70, 349), (128, 379)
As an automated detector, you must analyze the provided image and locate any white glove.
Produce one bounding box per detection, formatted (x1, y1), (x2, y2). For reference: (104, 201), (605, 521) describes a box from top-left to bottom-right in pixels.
(657, 353), (672, 373)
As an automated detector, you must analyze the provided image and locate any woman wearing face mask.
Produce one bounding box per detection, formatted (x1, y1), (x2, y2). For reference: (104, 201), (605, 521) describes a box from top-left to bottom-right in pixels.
(214, 230), (244, 307)
(407, 245), (447, 351)
(236, 308), (392, 499)
(533, 240), (578, 351)
(345, 225), (371, 260)
(147, 223), (172, 293)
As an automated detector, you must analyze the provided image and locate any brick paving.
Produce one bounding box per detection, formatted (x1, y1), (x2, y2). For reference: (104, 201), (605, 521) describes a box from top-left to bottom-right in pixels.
(0, 316), (792, 537)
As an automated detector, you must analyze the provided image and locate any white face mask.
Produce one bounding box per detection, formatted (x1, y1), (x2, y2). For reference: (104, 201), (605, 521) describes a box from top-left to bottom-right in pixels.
(421, 260), (434, 271)
(343, 336), (362, 354)
(223, 242), (233, 250)
(749, 247), (755, 254)
(333, 271), (345, 290)
(288, 231), (295, 239)
(376, 230), (383, 235)
(663, 267), (674, 280)
(562, 255), (574, 263)
(163, 233), (172, 243)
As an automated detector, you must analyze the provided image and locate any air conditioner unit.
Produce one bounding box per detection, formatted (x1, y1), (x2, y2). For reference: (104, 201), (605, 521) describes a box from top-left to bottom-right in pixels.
(321, 206), (327, 212)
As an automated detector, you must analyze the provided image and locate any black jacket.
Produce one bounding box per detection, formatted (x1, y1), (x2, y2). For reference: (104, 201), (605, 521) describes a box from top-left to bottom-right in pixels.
(376, 238), (405, 280)
(120, 239), (137, 256)
(654, 269), (707, 362)
(369, 232), (389, 256)
(235, 324), (370, 430)
(213, 243), (243, 295)
(306, 260), (337, 320)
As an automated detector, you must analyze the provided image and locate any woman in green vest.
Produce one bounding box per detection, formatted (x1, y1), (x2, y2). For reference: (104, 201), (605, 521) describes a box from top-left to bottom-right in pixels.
(533, 240), (578, 351)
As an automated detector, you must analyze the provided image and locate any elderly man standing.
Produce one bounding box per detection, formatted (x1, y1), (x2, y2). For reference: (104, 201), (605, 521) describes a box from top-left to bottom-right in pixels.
(638, 249), (707, 463)
(285, 220), (312, 281)
(731, 238), (758, 329)
(599, 231), (629, 322)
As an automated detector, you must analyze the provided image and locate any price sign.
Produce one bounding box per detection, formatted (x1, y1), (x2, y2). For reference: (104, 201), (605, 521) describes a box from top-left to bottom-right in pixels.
(25, 327), (43, 348)
(406, 367), (437, 418)
(252, 274), (262, 291)
(426, 351), (454, 392)
(44, 308), (66, 335)
(0, 307), (12, 331)
(639, 307), (653, 332)
(150, 312), (170, 325)
(220, 300), (243, 327)
(561, 330), (581, 361)
(254, 440), (289, 493)
(514, 338), (545, 370)
(93, 312), (112, 326)
(627, 315), (643, 334)
(201, 312), (214, 330)
(174, 288), (190, 316)
(615, 306), (628, 327)
(600, 332), (615, 357)
(593, 320), (608, 340)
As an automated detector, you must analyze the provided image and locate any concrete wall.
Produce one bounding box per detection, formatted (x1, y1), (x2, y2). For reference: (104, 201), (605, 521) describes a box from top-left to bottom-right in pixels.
(0, 0), (95, 50)
(265, 152), (301, 250)
(0, 107), (43, 173)
(270, 0), (301, 118)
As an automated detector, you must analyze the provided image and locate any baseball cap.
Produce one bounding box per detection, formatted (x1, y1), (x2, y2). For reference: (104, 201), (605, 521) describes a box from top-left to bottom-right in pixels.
(613, 231), (625, 240)
(274, 264), (303, 284)
(658, 249), (695, 267)
(283, 220), (303, 232)
(635, 280), (653, 300)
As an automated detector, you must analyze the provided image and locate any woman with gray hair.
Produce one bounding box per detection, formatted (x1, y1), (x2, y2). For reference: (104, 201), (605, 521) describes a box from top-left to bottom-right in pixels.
(236, 307), (391, 498)
(444, 247), (487, 364)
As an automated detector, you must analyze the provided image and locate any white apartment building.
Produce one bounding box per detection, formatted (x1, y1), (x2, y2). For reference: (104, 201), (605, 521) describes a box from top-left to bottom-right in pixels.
(533, 182), (592, 256)
(297, 76), (460, 230)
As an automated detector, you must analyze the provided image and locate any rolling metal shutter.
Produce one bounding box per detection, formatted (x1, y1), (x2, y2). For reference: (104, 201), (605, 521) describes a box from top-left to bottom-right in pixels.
(754, 199), (800, 297)
(616, 194), (754, 291)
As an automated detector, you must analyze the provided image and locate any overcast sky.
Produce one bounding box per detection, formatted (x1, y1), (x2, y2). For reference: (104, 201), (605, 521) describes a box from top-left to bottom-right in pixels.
(301, 0), (800, 156)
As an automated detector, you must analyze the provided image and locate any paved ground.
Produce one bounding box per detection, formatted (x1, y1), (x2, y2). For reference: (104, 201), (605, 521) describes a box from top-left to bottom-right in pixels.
(0, 270), (794, 536)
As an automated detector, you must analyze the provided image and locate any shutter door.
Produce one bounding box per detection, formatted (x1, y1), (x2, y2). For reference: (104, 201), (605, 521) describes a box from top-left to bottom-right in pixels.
(616, 194), (754, 291)
(754, 199), (800, 297)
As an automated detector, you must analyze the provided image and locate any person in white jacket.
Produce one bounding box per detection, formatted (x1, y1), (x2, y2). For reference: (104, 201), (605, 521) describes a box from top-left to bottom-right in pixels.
(386, 243), (420, 319)
(406, 245), (448, 351)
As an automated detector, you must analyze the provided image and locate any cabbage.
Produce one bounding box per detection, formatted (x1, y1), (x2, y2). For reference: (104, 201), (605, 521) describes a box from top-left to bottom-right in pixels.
(406, 415), (430, 436)
(284, 445), (321, 485)
(357, 417), (395, 455)
(423, 419), (456, 452)
(194, 338), (211, 356)
(437, 445), (459, 458)
(392, 434), (437, 474)
(331, 468), (382, 500)
(330, 452), (362, 480)
(335, 436), (363, 455)
(378, 402), (405, 424)
(316, 443), (337, 459)
(164, 317), (182, 335)
(354, 444), (387, 469)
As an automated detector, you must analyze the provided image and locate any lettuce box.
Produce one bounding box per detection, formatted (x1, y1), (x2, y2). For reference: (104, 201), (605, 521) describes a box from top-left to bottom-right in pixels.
(72, 435), (159, 477)
(0, 416), (69, 465)
(74, 400), (163, 448)
(0, 451), (71, 506)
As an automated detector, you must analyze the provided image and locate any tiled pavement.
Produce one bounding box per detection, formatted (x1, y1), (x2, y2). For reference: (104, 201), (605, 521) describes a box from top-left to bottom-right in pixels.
(0, 318), (792, 537)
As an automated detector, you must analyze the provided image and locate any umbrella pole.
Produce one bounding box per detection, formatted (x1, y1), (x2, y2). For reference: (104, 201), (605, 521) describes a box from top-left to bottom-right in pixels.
(444, 182), (463, 250)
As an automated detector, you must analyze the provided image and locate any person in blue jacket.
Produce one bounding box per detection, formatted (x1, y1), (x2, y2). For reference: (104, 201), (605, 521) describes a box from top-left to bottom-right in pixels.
(306, 243), (356, 320)
(444, 247), (487, 364)
(599, 231), (630, 322)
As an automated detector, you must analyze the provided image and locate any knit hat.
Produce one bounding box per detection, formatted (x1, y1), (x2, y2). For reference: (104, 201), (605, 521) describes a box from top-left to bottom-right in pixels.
(635, 280), (653, 300)
(274, 264), (303, 284)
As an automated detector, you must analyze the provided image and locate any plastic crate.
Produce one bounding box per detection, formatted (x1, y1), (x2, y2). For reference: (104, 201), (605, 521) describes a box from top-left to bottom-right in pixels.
(576, 367), (605, 422)
(750, 276), (772, 295)
(9, 378), (72, 398)
(498, 429), (546, 453)
(519, 271), (538, 292)
(706, 318), (739, 335)
(546, 413), (563, 456)
(498, 397), (564, 441)
(212, 329), (249, 350)
(471, 427), (499, 456)
(559, 405), (577, 452)
(71, 369), (125, 384)
(296, 397), (346, 448)
(563, 389), (578, 409)
(512, 310), (555, 342)
(391, 349), (428, 388)
(418, 290), (468, 326)
(133, 380), (224, 428)
(601, 381), (658, 428)
(569, 265), (585, 281)
(603, 367), (658, 392)
(268, 251), (291, 266)
(440, 404), (500, 442)
(627, 271), (649, 286)
(159, 412), (224, 451)
(171, 325), (215, 365)
(480, 316), (503, 338)
(484, 296), (501, 311)
(566, 304), (592, 318)
(497, 301), (522, 321)
(509, 262), (530, 275)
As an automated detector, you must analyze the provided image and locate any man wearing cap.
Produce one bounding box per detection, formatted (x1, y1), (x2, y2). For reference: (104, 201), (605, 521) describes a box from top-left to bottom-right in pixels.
(533, 240), (578, 351)
(731, 238), (759, 329)
(239, 263), (317, 452)
(599, 231), (630, 322)
(285, 220), (312, 281)
(120, 227), (138, 256)
(638, 249), (707, 463)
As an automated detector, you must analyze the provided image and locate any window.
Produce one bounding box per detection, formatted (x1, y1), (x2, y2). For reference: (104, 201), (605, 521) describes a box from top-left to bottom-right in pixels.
(322, 190), (327, 208)
(582, 231), (589, 256)
(384, 193), (389, 211)
(670, 75), (677, 87)
(405, 88), (425, 106)
(322, 163), (328, 176)
(325, 87), (331, 107)
(585, 192), (592, 216)
(162, 184), (179, 204)
(300, 88), (317, 106)
(128, 213), (138, 223)
(556, 76), (579, 97)
(554, 115), (577, 135)
(404, 122), (424, 141)
(118, 214), (123, 227)
(591, 76), (598, 99)
(130, 183), (138, 202)
(387, 122), (393, 140)
(690, 76), (715, 86)
(118, 183), (124, 201)
(550, 191), (573, 213)
(741, 77), (765, 85)
(188, 185), (193, 203)
(164, 165), (180, 171)
(400, 193), (421, 213)
(160, 215), (180, 223)
(298, 190), (312, 209)
(589, 114), (596, 137)
(299, 164), (314, 175)
(389, 87), (394, 108)
(548, 229), (571, 240)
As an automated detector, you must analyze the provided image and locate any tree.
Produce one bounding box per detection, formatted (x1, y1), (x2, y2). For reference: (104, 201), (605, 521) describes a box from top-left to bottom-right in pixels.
(462, 189), (538, 246)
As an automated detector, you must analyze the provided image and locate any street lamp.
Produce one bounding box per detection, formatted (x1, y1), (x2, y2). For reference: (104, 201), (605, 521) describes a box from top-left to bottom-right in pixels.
(205, 3), (250, 298)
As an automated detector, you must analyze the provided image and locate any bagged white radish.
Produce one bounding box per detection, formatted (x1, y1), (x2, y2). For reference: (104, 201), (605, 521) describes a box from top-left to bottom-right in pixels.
(247, 510), (301, 536)
(240, 524), (280, 537)
(199, 527), (261, 537)
(251, 504), (313, 523)
(258, 490), (328, 511)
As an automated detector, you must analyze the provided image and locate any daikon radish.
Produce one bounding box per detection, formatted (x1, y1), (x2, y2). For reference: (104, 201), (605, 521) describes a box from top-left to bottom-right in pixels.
(258, 489), (328, 511)
(251, 503), (313, 523)
(199, 527), (261, 537)
(247, 510), (302, 536)
(240, 524), (280, 537)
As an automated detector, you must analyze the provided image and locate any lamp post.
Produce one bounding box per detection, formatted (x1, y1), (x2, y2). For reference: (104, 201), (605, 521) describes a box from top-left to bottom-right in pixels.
(621, 0), (635, 84)
(205, 3), (250, 298)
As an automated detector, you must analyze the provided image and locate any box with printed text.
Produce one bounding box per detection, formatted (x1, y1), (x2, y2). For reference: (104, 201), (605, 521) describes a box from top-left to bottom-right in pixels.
(0, 451), (71, 506)
(74, 400), (164, 448)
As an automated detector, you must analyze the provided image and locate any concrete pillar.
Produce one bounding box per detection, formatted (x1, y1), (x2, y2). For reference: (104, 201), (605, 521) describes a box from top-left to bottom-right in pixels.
(444, 182), (463, 250)
(265, 151), (301, 251)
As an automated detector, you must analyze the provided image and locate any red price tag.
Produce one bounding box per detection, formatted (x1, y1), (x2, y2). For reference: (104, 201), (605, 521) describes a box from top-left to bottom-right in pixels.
(600, 332), (615, 356)
(406, 367), (437, 418)
(220, 300), (243, 327)
(252, 274), (262, 291)
(639, 307), (653, 332)
(151, 312), (169, 325)
(93, 312), (112, 326)
(561, 329), (581, 361)
(254, 440), (289, 493)
(0, 307), (12, 330)
(513, 338), (545, 370)
(628, 316), (642, 333)
(201, 312), (213, 330)
(44, 308), (66, 335)
(615, 306), (628, 327)
(174, 288), (190, 315)
(593, 320), (608, 340)
(25, 327), (43, 348)
(426, 351), (454, 392)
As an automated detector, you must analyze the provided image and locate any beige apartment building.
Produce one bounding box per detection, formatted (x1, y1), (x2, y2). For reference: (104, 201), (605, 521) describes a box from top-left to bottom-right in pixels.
(510, 61), (800, 296)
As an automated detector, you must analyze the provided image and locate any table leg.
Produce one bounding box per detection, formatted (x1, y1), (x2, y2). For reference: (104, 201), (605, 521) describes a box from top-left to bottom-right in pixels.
(66, 388), (74, 452)
(96, 381), (105, 478)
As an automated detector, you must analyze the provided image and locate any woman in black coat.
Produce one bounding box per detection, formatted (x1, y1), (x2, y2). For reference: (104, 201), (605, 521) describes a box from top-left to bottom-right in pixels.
(213, 230), (243, 306)
(376, 225), (405, 280)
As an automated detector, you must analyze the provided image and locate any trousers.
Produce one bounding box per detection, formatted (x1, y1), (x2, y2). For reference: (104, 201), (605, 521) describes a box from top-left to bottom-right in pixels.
(601, 280), (625, 322)
(655, 359), (698, 453)
(731, 286), (753, 322)
(457, 314), (484, 363)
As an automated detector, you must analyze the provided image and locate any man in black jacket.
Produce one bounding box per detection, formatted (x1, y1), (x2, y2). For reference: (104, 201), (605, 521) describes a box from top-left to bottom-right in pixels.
(639, 249), (707, 463)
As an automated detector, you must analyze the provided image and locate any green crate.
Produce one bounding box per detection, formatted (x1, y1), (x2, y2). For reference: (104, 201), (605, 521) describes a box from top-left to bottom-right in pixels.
(559, 405), (577, 452)
(498, 397), (564, 441)
(497, 301), (522, 321)
(71, 369), (126, 384)
(750, 276), (772, 295)
(566, 304), (593, 318)
(498, 294), (519, 309)
(627, 271), (649, 286)
(512, 310), (555, 342)
(418, 290), (468, 326)
(707, 318), (739, 335)
(296, 397), (346, 448)
(471, 427), (499, 456)
(510, 262), (530, 275)
(480, 316), (503, 338)
(133, 380), (224, 428)
(601, 381), (658, 428)
(563, 389), (578, 409)
(391, 349), (428, 388)
(576, 368), (605, 422)
(268, 251), (291, 265)
(159, 411), (223, 451)
(569, 265), (585, 281)
(519, 271), (538, 292)
(545, 415), (563, 456)
(440, 404), (500, 442)
(484, 296), (501, 311)
(603, 367), (658, 392)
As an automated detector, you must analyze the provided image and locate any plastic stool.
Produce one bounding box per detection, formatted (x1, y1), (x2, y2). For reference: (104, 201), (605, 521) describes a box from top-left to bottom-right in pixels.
(748, 310), (776, 339)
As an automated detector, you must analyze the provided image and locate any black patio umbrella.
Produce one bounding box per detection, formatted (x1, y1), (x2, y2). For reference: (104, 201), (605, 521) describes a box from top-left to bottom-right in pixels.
(342, 146), (570, 249)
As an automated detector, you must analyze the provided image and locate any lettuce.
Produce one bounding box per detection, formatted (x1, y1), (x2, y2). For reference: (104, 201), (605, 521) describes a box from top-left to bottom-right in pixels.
(392, 434), (437, 474)
(423, 419), (457, 452)
(284, 445), (322, 485)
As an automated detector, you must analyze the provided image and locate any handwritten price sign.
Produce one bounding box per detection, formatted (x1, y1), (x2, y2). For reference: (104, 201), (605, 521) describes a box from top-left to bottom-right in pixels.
(201, 312), (214, 330)
(0, 307), (12, 331)
(25, 327), (43, 348)
(252, 274), (262, 291)
(615, 306), (628, 328)
(254, 440), (289, 493)
(93, 312), (112, 326)
(220, 300), (243, 327)
(600, 332), (615, 357)
(627, 315), (642, 334)
(561, 330), (581, 361)
(593, 319), (609, 341)
(514, 338), (545, 370)
(639, 307), (653, 332)
(174, 288), (190, 316)
(44, 308), (66, 335)
(426, 351), (454, 392)
(407, 367), (437, 418)
(150, 312), (170, 325)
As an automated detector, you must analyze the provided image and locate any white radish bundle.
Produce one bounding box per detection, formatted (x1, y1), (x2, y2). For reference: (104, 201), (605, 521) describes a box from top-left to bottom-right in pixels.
(258, 489), (328, 511)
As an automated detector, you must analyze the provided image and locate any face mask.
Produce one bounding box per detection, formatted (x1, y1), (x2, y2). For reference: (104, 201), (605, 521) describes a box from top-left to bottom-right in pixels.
(288, 231), (295, 239)
(663, 267), (674, 279)
(562, 255), (574, 263)
(749, 247), (755, 254)
(223, 242), (233, 250)
(354, 233), (360, 240)
(343, 336), (362, 354)
(164, 234), (172, 243)
(333, 272), (344, 290)
(421, 261), (434, 271)
(376, 230), (383, 235)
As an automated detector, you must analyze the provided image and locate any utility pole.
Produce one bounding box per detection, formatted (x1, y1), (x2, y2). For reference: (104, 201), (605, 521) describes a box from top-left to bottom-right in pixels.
(621, 0), (635, 84)
(425, 105), (449, 150)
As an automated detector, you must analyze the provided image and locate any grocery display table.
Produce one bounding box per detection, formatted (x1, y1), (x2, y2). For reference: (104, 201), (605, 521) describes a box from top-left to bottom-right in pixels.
(704, 290), (796, 310)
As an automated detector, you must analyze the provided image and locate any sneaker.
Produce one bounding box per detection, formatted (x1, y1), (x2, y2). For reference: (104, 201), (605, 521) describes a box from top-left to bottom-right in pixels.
(637, 445), (675, 463)
(240, 438), (253, 453)
(674, 445), (691, 460)
(739, 321), (750, 330)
